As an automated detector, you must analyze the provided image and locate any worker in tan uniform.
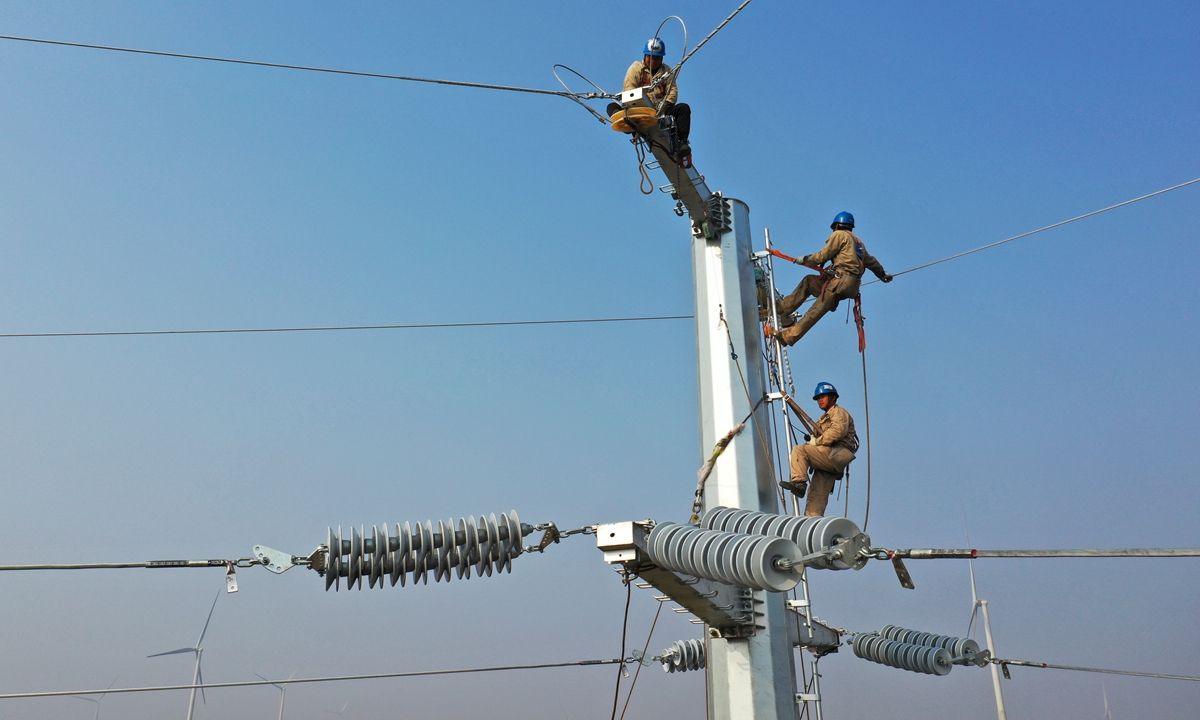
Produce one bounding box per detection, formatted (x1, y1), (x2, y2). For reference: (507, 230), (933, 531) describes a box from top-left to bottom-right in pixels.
(766, 212), (893, 346)
(605, 38), (691, 161)
(780, 382), (860, 517)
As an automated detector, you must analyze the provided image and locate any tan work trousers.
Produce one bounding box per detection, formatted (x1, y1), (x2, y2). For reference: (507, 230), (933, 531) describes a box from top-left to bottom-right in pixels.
(777, 273), (861, 346)
(790, 443), (855, 517)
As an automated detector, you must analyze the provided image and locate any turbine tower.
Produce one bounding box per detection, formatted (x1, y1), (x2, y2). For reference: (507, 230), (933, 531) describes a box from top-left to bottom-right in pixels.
(70, 677), (117, 720)
(255, 671), (296, 720)
(149, 588), (221, 720)
(967, 543), (1007, 720)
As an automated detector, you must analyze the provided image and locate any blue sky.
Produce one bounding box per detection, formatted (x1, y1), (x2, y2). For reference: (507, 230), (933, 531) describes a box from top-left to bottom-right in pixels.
(0, 1), (1197, 718)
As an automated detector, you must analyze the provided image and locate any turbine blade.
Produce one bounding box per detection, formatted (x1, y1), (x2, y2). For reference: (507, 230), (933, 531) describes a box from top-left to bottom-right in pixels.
(148, 648), (196, 658)
(198, 663), (206, 704)
(70, 696), (98, 704)
(967, 604), (979, 637)
(196, 587), (221, 647)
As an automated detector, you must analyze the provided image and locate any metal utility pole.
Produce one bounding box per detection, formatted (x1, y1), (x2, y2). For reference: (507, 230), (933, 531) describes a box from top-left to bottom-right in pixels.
(692, 196), (798, 720)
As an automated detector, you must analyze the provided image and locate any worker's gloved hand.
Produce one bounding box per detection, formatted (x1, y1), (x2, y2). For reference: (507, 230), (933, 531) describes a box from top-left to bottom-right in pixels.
(661, 101), (676, 113)
(806, 434), (818, 446)
(801, 433), (811, 442)
(881, 273), (894, 283)
(796, 255), (811, 266)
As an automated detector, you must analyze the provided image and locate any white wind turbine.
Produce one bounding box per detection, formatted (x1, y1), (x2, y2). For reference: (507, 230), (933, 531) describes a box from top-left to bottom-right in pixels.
(71, 677), (118, 720)
(325, 699), (350, 716)
(966, 527), (1008, 720)
(149, 588), (221, 720)
(254, 671), (297, 720)
(1102, 684), (1113, 719)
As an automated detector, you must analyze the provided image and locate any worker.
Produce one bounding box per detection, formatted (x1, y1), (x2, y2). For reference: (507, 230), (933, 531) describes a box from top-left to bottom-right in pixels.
(780, 382), (860, 517)
(605, 38), (691, 161)
(766, 212), (893, 346)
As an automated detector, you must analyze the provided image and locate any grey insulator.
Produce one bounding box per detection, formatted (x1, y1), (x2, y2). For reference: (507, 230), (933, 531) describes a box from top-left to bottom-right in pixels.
(661, 639), (706, 673)
(645, 522), (803, 592)
(324, 511), (531, 591)
(878, 625), (981, 664)
(700, 507), (863, 570)
(852, 634), (953, 676)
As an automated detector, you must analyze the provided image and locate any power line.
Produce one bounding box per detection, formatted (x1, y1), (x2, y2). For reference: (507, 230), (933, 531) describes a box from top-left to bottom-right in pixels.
(892, 548), (1200, 559)
(0, 315), (693, 340)
(0, 659), (622, 700)
(863, 176), (1200, 286)
(675, 0), (755, 74)
(996, 658), (1200, 683)
(0, 34), (612, 99)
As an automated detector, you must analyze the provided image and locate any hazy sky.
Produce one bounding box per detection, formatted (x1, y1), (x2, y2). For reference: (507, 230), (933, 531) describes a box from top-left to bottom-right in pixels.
(1, 1), (1197, 718)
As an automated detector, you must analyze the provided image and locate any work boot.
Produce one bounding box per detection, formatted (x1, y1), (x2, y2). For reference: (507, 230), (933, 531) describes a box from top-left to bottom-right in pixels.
(779, 480), (807, 498)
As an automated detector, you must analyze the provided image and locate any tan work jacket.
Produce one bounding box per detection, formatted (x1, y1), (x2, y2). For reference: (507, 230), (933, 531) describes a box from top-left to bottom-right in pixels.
(806, 230), (888, 280)
(814, 404), (860, 453)
(623, 61), (679, 105)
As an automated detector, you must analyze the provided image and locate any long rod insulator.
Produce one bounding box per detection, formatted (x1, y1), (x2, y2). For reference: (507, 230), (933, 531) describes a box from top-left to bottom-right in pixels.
(661, 639), (706, 674)
(324, 511), (532, 591)
(644, 522), (802, 592)
(700, 507), (862, 570)
(852, 634), (952, 677)
(879, 625), (980, 664)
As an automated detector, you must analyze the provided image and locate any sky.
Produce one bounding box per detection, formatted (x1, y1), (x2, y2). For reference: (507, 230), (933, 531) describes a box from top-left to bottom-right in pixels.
(0, 1), (1197, 718)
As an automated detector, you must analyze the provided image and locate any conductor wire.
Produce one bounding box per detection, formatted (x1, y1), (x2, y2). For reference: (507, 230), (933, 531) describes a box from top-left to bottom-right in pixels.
(610, 577), (633, 720)
(0, 315), (693, 340)
(0, 659), (625, 700)
(863, 176), (1200, 286)
(0, 34), (613, 99)
(994, 658), (1200, 683)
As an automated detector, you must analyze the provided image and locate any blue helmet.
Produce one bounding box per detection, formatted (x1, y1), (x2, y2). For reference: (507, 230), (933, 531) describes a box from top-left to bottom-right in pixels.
(831, 211), (855, 229)
(644, 38), (666, 57)
(812, 382), (838, 400)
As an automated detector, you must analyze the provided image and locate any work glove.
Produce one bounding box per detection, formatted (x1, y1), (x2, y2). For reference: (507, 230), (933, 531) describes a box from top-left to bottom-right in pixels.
(881, 273), (894, 283)
(795, 255), (812, 266)
(801, 433), (811, 442)
(806, 434), (818, 446)
(661, 101), (676, 113)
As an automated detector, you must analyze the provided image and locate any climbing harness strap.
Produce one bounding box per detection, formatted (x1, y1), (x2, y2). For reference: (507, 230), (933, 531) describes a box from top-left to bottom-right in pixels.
(766, 248), (833, 278)
(853, 295), (867, 353)
(689, 422), (745, 524)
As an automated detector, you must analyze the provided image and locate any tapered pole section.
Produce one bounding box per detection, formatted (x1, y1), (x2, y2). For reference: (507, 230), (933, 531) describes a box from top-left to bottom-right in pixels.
(980, 601), (1007, 720)
(692, 196), (797, 720)
(186, 649), (201, 720)
(278, 687), (286, 720)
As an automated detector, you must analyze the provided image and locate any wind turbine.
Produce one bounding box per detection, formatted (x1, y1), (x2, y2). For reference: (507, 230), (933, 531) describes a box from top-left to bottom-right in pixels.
(966, 526), (1008, 720)
(71, 677), (117, 720)
(254, 671), (297, 720)
(149, 588), (221, 720)
(325, 699), (350, 716)
(1102, 684), (1113, 719)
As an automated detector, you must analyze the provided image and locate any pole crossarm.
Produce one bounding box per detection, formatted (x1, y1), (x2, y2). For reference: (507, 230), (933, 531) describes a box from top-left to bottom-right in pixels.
(889, 548), (1200, 559)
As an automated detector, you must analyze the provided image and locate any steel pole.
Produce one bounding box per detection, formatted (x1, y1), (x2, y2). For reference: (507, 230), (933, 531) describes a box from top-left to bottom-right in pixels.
(980, 600), (1007, 720)
(692, 196), (797, 720)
